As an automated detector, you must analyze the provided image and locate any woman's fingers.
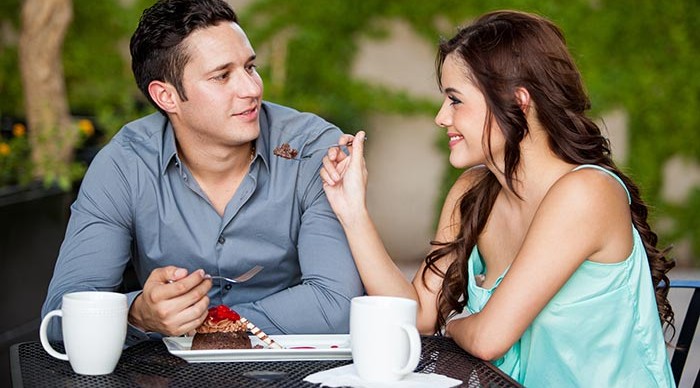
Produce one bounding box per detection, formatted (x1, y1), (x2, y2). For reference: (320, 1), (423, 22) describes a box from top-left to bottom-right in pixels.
(338, 133), (355, 147)
(348, 130), (366, 170)
(321, 131), (366, 186)
(321, 152), (342, 184)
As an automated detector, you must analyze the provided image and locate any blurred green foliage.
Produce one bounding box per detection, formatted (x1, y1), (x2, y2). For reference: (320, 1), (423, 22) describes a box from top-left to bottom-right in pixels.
(0, 0), (697, 262)
(0, 0), (153, 123)
(0, 0), (153, 187)
(242, 0), (699, 263)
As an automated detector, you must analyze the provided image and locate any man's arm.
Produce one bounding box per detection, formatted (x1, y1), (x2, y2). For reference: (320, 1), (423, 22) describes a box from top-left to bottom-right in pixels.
(41, 146), (137, 342)
(41, 142), (212, 344)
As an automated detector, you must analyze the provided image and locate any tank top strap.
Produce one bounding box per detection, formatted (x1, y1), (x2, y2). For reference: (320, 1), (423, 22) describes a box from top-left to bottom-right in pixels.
(572, 164), (631, 204)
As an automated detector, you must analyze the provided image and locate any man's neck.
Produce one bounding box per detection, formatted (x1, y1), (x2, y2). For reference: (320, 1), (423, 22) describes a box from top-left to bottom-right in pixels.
(176, 136), (255, 216)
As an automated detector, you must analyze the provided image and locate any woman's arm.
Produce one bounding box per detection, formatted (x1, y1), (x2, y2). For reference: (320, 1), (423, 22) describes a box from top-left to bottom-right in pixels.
(320, 133), (481, 333)
(320, 132), (415, 300)
(446, 168), (632, 359)
(409, 167), (486, 331)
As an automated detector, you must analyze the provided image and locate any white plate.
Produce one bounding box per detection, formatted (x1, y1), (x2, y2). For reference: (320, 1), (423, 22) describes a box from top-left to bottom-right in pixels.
(163, 334), (352, 363)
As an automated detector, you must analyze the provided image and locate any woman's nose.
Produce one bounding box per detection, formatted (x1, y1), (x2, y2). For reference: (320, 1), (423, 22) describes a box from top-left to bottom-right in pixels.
(434, 103), (451, 128)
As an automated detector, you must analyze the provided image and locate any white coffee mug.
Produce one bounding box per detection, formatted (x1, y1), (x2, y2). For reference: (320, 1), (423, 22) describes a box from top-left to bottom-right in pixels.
(39, 291), (128, 375)
(350, 296), (421, 382)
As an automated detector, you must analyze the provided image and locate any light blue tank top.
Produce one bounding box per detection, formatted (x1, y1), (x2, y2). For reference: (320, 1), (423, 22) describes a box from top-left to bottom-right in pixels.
(466, 164), (675, 387)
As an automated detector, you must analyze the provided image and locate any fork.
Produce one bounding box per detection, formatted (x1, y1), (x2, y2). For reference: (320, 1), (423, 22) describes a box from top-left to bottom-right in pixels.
(297, 136), (367, 159)
(206, 265), (263, 284)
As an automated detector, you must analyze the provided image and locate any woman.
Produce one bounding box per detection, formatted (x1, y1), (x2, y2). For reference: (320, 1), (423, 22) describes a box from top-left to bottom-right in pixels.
(321, 10), (676, 387)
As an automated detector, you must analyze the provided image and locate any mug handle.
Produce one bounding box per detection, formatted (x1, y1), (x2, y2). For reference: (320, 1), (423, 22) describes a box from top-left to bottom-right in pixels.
(39, 310), (69, 361)
(395, 323), (421, 375)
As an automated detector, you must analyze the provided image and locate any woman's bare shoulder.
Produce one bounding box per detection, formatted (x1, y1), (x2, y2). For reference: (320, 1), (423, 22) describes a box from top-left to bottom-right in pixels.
(537, 166), (632, 239)
(548, 167), (629, 211)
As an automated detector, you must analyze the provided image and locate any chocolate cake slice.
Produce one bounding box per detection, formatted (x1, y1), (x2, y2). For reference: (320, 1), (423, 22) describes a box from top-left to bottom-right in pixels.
(191, 305), (252, 350)
(273, 143), (298, 159)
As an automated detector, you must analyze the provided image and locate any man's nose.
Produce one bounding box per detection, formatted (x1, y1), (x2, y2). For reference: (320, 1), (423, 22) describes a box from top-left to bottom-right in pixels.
(234, 72), (262, 98)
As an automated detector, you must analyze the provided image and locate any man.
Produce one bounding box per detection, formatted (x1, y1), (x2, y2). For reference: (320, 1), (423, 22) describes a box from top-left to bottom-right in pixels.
(42, 0), (363, 345)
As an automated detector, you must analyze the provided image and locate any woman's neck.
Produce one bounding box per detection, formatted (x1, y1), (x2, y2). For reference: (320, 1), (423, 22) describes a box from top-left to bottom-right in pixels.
(492, 124), (575, 213)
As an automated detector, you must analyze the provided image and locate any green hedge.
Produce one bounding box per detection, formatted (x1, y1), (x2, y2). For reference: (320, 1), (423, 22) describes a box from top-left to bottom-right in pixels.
(0, 0), (697, 263)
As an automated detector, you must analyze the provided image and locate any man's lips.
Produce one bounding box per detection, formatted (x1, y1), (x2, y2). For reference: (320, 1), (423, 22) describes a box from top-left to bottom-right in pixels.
(233, 105), (258, 116)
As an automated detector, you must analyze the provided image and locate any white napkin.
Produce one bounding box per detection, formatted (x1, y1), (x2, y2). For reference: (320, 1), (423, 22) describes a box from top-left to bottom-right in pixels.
(304, 364), (462, 388)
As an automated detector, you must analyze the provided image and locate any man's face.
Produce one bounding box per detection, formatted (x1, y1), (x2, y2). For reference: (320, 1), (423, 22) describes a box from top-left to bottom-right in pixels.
(173, 22), (263, 149)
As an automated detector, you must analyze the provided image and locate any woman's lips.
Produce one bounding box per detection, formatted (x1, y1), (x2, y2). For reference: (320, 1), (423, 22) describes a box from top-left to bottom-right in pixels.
(448, 133), (463, 148)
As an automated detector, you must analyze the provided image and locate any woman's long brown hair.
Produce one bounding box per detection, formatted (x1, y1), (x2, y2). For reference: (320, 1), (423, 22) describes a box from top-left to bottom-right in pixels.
(424, 10), (675, 335)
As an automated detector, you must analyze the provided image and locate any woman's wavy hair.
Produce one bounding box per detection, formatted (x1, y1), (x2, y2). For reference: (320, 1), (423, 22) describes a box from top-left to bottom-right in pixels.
(424, 10), (675, 335)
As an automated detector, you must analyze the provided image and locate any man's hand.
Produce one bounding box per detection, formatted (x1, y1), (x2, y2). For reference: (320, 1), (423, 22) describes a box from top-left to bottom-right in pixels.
(129, 266), (211, 336)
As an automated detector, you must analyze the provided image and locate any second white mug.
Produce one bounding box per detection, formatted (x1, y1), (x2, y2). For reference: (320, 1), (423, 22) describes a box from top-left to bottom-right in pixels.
(350, 295), (421, 382)
(39, 291), (128, 375)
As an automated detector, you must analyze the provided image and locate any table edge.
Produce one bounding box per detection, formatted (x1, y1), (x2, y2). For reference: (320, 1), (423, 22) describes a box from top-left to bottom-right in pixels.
(423, 336), (522, 386)
(10, 339), (522, 387)
(481, 354), (521, 385)
(9, 342), (26, 388)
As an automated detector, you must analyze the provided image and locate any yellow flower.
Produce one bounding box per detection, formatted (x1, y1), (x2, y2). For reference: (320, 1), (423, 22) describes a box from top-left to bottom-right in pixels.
(77, 119), (95, 137)
(12, 123), (26, 137)
(0, 142), (10, 156)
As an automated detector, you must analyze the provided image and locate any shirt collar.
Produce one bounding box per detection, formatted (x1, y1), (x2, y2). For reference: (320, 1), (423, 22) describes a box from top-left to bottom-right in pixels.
(255, 102), (271, 172)
(160, 102), (274, 175)
(161, 119), (179, 175)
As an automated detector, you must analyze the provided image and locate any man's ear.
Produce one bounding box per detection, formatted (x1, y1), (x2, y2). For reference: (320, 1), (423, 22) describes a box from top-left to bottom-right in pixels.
(148, 81), (179, 113)
(514, 87), (531, 114)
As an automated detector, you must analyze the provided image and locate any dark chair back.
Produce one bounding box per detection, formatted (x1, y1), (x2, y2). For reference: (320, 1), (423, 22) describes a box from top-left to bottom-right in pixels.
(668, 279), (700, 387)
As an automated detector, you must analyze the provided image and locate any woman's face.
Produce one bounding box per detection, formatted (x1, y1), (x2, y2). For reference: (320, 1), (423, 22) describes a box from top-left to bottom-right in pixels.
(434, 54), (505, 169)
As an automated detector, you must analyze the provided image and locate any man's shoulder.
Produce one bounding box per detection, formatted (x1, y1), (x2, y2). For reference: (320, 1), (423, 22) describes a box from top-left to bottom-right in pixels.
(262, 101), (337, 137)
(114, 112), (167, 142)
(91, 112), (167, 172)
(102, 112), (165, 153)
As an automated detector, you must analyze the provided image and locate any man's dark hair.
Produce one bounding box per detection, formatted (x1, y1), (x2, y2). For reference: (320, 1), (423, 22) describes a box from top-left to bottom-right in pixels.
(130, 0), (238, 113)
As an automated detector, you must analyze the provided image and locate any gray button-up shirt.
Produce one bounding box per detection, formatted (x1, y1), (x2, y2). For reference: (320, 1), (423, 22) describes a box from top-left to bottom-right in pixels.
(42, 102), (364, 345)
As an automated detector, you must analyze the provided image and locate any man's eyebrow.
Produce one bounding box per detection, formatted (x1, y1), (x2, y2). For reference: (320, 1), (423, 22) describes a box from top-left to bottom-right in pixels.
(210, 62), (233, 73)
(209, 55), (257, 73)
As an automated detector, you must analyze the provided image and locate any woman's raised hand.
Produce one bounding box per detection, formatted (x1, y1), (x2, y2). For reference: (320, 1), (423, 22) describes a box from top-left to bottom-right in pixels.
(320, 130), (368, 225)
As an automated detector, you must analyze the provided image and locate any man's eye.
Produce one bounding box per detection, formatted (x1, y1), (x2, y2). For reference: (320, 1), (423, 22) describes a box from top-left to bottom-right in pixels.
(448, 96), (462, 106)
(246, 64), (257, 74)
(213, 72), (230, 81)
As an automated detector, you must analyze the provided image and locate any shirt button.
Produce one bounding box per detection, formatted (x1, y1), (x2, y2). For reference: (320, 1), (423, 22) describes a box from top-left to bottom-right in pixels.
(224, 284), (232, 291)
(218, 235), (225, 244)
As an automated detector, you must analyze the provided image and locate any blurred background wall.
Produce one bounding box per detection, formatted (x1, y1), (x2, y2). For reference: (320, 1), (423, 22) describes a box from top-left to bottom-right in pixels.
(226, 0), (700, 267)
(0, 0), (698, 386)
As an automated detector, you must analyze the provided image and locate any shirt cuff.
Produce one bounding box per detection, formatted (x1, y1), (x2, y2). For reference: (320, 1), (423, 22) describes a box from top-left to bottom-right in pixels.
(124, 290), (162, 346)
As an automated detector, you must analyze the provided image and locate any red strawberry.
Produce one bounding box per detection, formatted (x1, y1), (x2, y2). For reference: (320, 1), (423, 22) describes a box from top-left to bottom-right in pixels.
(207, 305), (241, 322)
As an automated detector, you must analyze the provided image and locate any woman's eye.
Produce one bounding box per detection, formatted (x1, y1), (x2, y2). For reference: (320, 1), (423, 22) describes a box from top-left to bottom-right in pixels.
(448, 95), (462, 106)
(246, 64), (257, 74)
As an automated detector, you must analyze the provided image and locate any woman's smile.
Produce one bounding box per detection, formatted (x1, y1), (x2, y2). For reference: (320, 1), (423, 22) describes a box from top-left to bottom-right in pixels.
(448, 132), (464, 148)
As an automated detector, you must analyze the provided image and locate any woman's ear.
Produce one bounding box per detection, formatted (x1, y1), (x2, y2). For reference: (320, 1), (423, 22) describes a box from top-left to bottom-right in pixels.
(514, 87), (531, 114)
(148, 81), (179, 113)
